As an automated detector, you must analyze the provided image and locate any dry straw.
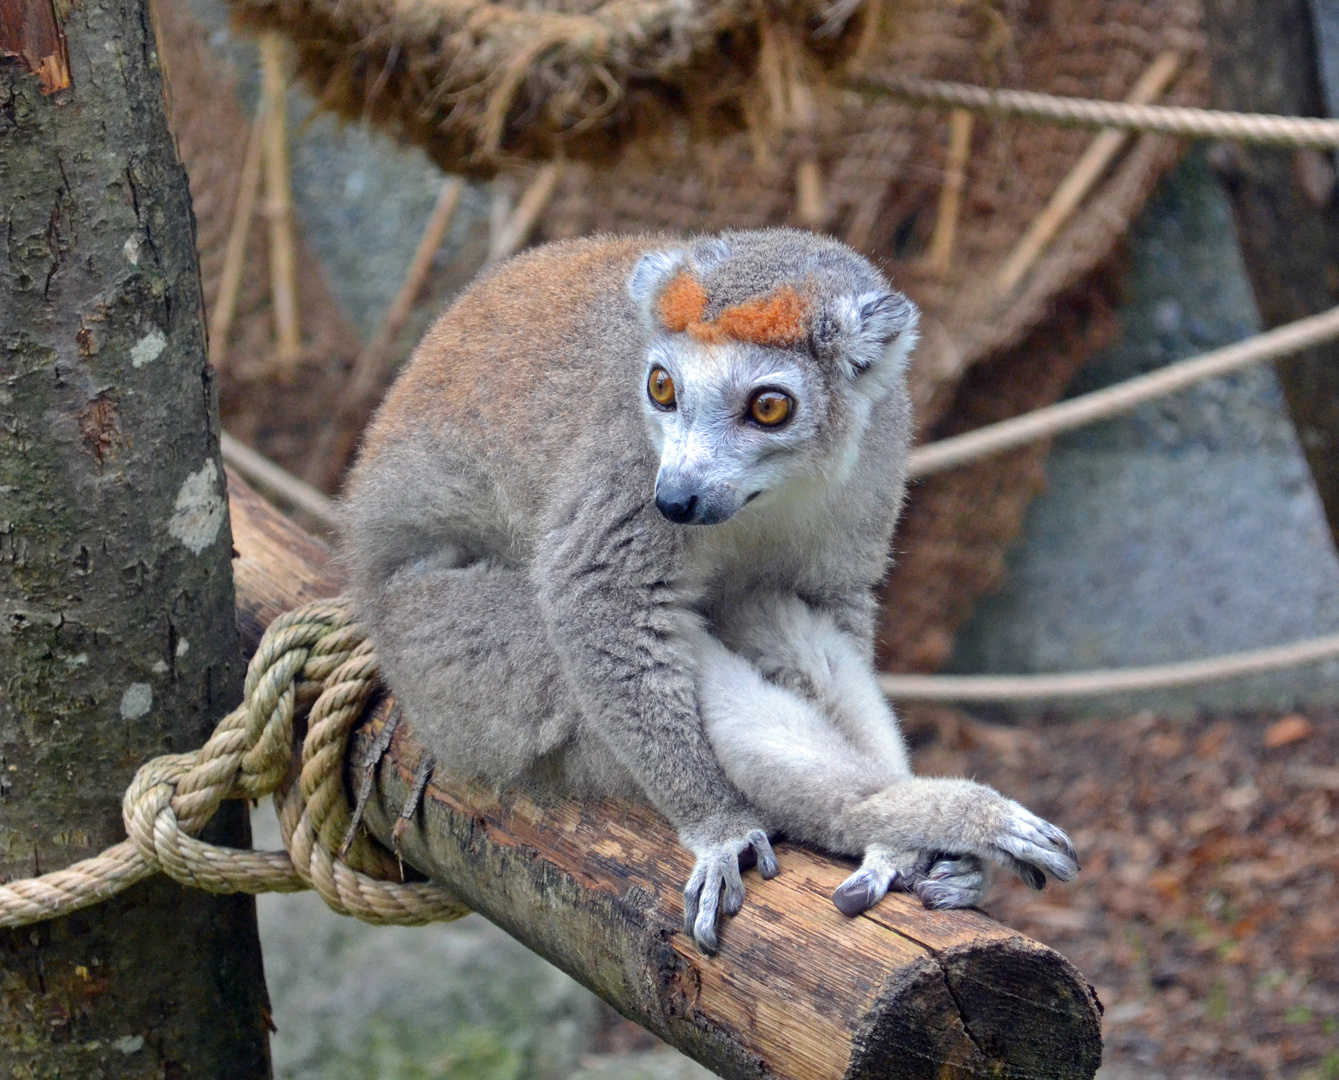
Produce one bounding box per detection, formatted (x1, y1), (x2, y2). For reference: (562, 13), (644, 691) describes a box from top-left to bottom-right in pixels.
(227, 0), (855, 170)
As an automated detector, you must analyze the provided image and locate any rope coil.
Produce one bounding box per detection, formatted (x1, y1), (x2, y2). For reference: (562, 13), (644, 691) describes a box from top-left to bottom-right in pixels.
(0, 599), (469, 931)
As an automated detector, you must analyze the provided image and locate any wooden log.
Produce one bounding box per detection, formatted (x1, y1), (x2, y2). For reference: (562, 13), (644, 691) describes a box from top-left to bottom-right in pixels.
(225, 470), (1104, 1080)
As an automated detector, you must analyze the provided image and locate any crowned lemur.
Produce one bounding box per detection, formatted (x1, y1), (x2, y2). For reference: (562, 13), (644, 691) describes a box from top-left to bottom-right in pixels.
(342, 229), (1078, 953)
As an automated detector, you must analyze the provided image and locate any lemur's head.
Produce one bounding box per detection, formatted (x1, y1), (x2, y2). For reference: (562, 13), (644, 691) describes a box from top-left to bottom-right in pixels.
(627, 229), (918, 526)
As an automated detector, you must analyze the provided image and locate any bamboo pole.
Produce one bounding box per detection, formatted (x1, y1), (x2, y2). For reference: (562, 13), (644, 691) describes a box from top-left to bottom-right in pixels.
(209, 100), (267, 368)
(796, 157), (829, 229)
(305, 176), (465, 485)
(925, 109), (974, 275)
(996, 52), (1182, 293)
(225, 470), (1104, 1080)
(260, 31), (301, 367)
(487, 163), (561, 265)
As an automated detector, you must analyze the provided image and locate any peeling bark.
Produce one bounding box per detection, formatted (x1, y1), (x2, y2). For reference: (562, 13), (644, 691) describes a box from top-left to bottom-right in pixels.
(1, 1), (270, 1074)
(0, 0), (70, 93)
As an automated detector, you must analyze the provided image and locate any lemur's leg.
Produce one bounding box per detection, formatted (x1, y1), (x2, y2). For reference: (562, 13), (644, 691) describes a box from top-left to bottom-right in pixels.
(360, 561), (587, 789)
(690, 616), (1077, 914)
(709, 594), (910, 773)
(361, 548), (776, 952)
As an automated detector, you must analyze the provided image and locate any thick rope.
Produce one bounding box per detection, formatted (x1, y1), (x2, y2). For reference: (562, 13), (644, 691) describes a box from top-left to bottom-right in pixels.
(856, 73), (1339, 148)
(907, 303), (1339, 477)
(879, 632), (1339, 702)
(0, 599), (469, 930)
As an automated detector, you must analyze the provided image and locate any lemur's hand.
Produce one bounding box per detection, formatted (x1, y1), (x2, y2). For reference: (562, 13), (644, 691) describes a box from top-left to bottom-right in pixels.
(681, 824), (778, 954)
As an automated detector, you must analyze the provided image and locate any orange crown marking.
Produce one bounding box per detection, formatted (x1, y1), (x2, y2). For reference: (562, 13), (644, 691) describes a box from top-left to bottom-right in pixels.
(656, 271), (809, 348)
(657, 271), (709, 334)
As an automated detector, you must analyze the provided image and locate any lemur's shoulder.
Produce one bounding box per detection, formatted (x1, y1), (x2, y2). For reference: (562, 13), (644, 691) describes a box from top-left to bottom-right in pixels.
(360, 234), (670, 462)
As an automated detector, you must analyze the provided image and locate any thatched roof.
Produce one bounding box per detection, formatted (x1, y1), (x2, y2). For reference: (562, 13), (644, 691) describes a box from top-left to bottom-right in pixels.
(228, 0), (856, 171)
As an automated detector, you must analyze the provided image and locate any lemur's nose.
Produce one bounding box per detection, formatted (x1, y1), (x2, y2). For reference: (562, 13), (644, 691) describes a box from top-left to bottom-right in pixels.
(656, 491), (698, 524)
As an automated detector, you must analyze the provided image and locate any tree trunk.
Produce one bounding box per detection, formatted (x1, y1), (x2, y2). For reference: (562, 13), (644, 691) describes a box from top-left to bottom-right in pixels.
(0, 0), (272, 1074)
(227, 472), (1105, 1080)
(1202, 0), (1339, 550)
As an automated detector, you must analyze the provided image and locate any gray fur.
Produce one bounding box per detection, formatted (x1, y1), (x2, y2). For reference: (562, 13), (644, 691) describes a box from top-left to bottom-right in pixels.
(343, 229), (1077, 953)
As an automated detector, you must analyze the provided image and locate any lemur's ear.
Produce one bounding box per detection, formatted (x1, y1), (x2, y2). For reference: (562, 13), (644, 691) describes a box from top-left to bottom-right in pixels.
(812, 289), (920, 377)
(627, 249), (688, 324)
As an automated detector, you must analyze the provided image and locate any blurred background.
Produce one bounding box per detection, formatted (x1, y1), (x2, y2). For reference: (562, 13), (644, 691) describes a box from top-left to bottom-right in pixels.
(152, 0), (1339, 1074)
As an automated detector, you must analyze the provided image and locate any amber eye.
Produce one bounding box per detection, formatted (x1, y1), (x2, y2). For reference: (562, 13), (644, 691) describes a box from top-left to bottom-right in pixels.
(648, 367), (677, 409)
(748, 390), (793, 427)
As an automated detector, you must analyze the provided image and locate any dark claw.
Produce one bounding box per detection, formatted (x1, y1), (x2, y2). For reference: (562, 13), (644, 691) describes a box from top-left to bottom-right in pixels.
(918, 882), (958, 909)
(340, 704), (402, 857)
(1050, 827), (1080, 869)
(749, 831), (779, 879)
(693, 876), (722, 954)
(682, 875), (704, 938)
(832, 874), (879, 917)
(1016, 861), (1046, 890)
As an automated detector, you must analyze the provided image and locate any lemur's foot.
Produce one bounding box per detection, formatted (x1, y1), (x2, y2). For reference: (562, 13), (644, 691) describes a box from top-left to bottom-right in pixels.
(682, 828), (777, 954)
(832, 847), (989, 915)
(917, 854), (990, 909)
(832, 846), (916, 916)
(832, 783), (1079, 916)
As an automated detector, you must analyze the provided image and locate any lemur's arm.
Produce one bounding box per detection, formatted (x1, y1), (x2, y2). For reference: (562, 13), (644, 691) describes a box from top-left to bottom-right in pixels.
(695, 591), (1078, 918)
(533, 464), (776, 953)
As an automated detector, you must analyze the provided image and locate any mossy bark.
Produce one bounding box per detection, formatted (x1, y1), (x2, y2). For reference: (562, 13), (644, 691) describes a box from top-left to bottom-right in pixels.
(1, 0), (272, 1074)
(1202, 0), (1339, 552)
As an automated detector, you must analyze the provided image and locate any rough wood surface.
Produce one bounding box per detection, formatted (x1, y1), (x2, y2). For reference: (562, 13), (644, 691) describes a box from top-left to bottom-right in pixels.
(1202, 0), (1339, 550)
(227, 473), (1104, 1080)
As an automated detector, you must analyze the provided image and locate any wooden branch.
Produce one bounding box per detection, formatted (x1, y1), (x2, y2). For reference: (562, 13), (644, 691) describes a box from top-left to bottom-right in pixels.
(225, 470), (1104, 1080)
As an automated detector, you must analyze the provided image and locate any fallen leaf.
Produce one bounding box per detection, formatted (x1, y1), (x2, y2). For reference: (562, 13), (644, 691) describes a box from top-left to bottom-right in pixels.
(1263, 715), (1313, 749)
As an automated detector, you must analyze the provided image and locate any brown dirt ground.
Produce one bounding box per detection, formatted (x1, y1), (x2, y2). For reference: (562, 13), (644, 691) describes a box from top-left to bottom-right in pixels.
(900, 706), (1339, 1080)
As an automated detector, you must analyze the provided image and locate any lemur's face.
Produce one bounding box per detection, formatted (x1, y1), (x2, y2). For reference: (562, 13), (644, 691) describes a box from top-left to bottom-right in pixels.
(628, 235), (918, 527)
(639, 338), (827, 526)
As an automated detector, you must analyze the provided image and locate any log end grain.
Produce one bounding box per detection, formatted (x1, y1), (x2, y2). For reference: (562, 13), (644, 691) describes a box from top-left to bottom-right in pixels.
(848, 939), (1102, 1080)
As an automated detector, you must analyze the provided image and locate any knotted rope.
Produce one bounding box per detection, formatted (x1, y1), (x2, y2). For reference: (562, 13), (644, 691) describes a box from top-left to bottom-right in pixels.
(0, 599), (469, 930)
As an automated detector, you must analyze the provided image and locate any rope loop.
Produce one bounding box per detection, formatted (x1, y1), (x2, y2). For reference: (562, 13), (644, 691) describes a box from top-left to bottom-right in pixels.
(0, 597), (470, 930)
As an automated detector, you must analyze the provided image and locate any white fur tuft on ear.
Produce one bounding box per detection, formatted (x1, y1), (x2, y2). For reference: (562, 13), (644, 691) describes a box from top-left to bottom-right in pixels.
(627, 249), (687, 320)
(818, 289), (919, 376)
(688, 237), (731, 274)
